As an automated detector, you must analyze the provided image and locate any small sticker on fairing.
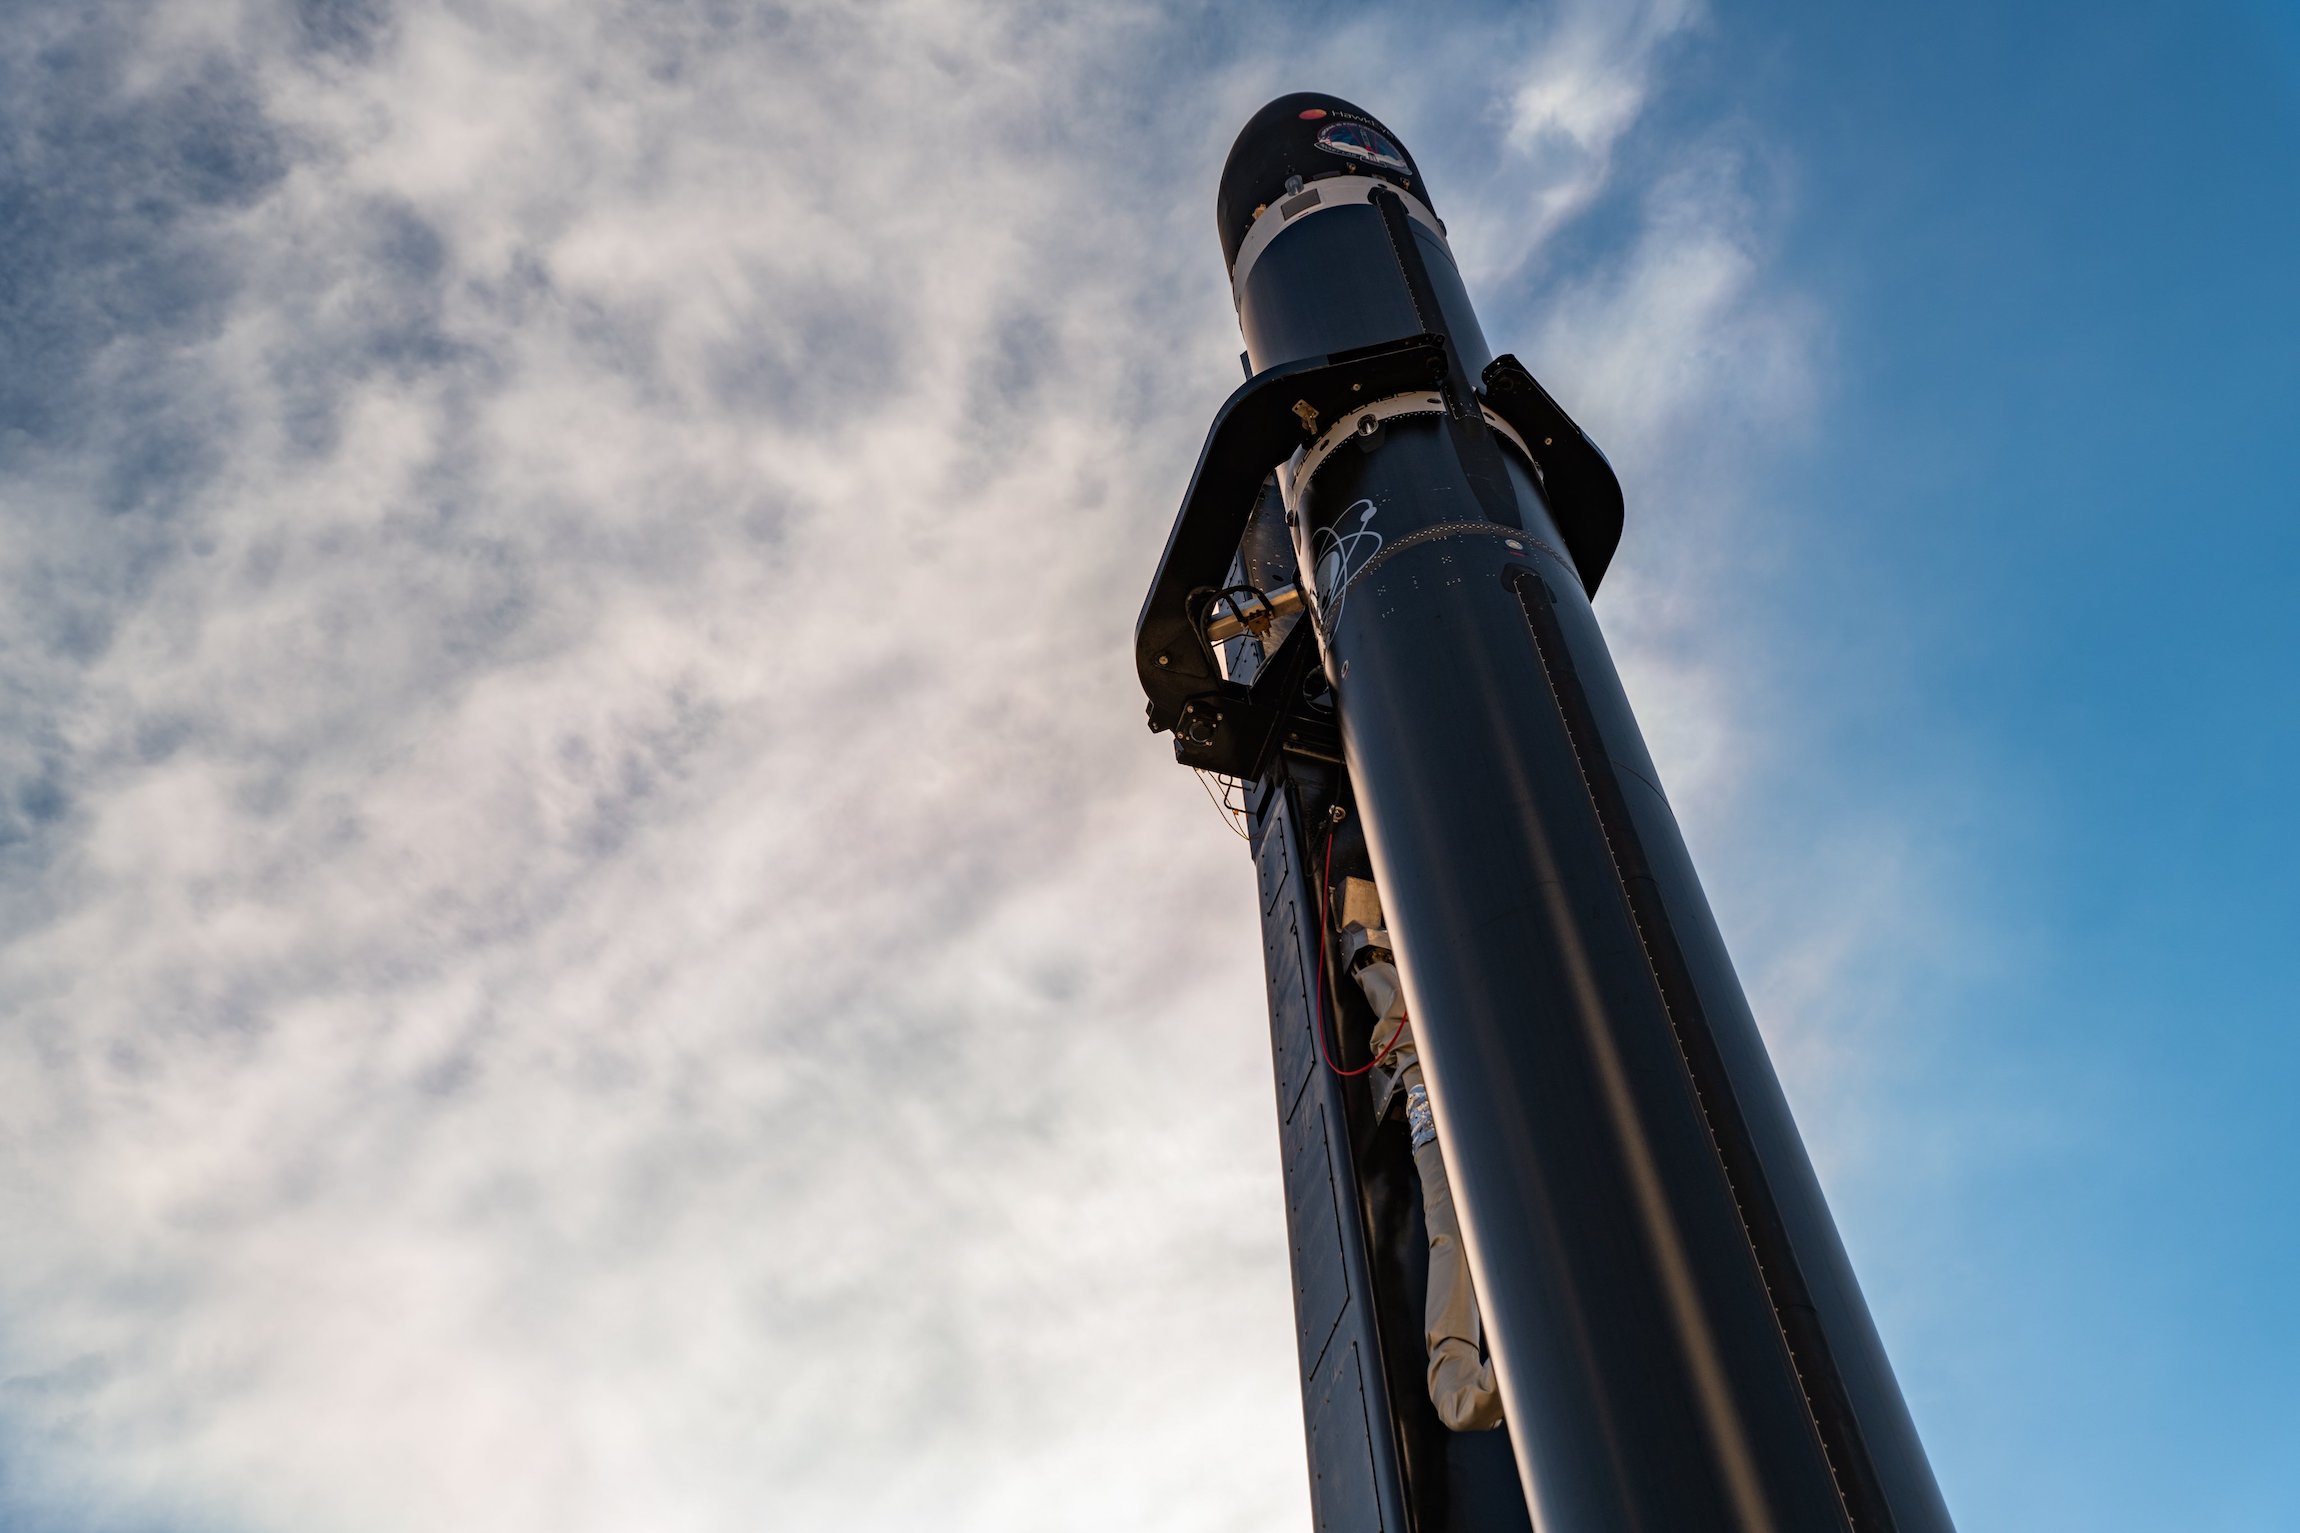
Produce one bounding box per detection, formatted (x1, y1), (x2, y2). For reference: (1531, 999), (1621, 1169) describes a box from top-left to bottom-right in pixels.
(1313, 121), (1409, 173)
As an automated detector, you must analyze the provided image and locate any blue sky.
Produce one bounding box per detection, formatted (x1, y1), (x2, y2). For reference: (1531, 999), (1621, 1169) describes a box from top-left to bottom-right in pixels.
(0, 2), (2293, 1529)
(1665, 5), (2300, 1525)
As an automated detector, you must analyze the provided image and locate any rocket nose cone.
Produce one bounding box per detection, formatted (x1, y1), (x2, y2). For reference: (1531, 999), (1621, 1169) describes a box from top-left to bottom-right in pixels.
(1217, 93), (1431, 273)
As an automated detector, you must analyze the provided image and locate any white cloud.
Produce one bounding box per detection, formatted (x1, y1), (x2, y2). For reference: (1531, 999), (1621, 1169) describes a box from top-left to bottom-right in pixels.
(1511, 0), (1701, 157)
(1434, 0), (1706, 283)
(0, 3), (1939, 1529)
(1520, 141), (1820, 815)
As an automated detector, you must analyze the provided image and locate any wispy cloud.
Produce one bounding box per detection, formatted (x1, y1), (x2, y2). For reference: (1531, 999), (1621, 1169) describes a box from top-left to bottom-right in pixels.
(1427, 0), (1707, 284)
(0, 3), (1926, 1529)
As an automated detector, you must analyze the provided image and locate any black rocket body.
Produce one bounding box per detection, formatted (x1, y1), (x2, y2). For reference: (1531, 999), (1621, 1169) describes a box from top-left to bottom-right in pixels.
(1136, 96), (1957, 1532)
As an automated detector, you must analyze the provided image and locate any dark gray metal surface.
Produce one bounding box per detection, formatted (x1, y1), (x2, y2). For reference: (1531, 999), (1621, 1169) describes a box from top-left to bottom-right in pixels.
(1251, 774), (1408, 1533)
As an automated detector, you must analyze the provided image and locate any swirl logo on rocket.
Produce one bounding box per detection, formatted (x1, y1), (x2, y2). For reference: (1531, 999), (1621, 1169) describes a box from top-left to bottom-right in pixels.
(1312, 499), (1383, 631)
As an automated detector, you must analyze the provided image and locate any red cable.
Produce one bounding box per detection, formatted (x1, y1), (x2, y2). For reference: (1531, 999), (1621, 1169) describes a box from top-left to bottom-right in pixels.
(1314, 829), (1411, 1079)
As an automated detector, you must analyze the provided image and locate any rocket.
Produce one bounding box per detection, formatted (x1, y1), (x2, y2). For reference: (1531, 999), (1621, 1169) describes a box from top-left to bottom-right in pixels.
(1136, 94), (1957, 1532)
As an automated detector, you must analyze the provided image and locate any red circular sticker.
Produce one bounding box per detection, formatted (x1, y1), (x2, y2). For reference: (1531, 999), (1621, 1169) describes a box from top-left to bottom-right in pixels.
(1298, 108), (1328, 120)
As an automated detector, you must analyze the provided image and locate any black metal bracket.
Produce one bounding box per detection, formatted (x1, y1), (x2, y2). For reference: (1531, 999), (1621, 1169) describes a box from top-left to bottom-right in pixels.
(1136, 333), (1449, 739)
(1478, 353), (1625, 592)
(1166, 616), (1336, 776)
(1134, 335), (1625, 772)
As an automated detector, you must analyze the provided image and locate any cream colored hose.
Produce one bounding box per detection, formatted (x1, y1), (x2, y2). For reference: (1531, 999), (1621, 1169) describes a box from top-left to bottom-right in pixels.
(1340, 878), (1504, 1433)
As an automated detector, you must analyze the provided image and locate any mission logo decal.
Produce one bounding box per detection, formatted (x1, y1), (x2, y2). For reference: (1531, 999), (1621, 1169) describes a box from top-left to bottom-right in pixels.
(1313, 121), (1410, 173)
